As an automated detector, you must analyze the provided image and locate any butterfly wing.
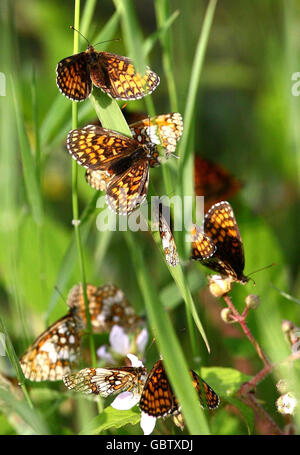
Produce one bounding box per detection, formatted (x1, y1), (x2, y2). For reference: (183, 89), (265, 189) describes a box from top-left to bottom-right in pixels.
(20, 313), (82, 382)
(139, 360), (179, 418)
(67, 124), (139, 170)
(94, 52), (160, 100)
(56, 52), (92, 101)
(190, 223), (217, 261)
(203, 201), (247, 282)
(106, 158), (150, 215)
(85, 169), (109, 191)
(159, 204), (179, 267)
(67, 283), (142, 332)
(130, 113), (183, 161)
(63, 366), (146, 397)
(191, 371), (220, 409)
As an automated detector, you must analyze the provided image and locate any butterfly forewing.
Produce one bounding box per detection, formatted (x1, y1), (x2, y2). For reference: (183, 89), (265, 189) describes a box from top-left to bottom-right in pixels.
(63, 366), (147, 397)
(56, 52), (92, 101)
(67, 283), (142, 332)
(20, 312), (83, 382)
(139, 360), (179, 418)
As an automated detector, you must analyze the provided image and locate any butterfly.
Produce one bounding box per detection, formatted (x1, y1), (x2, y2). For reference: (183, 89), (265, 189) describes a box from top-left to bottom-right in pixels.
(191, 201), (248, 284)
(158, 203), (179, 267)
(67, 124), (160, 215)
(19, 310), (84, 382)
(67, 283), (142, 333)
(56, 46), (160, 101)
(63, 365), (148, 397)
(84, 112), (183, 199)
(63, 359), (219, 429)
(194, 156), (242, 212)
(139, 360), (220, 423)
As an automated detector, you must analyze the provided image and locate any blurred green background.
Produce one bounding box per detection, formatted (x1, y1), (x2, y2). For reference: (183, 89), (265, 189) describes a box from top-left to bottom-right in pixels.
(0, 0), (300, 435)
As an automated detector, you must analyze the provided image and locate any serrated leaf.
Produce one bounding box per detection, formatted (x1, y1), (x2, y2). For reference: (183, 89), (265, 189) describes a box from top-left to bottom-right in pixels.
(79, 406), (141, 435)
(200, 367), (251, 397)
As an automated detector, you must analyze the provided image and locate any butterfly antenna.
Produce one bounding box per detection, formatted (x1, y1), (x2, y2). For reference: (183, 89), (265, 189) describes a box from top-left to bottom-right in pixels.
(70, 26), (90, 46)
(248, 263), (276, 278)
(94, 38), (121, 47)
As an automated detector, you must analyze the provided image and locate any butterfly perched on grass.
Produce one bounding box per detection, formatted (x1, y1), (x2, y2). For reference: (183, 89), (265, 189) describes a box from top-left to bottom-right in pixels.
(158, 203), (179, 267)
(191, 201), (248, 284)
(84, 114), (183, 213)
(56, 44), (159, 101)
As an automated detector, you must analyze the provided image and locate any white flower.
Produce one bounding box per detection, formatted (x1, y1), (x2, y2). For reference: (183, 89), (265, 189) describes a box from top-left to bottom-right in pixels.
(96, 345), (114, 363)
(136, 328), (149, 353)
(111, 391), (141, 410)
(276, 393), (298, 415)
(109, 325), (130, 355)
(140, 412), (157, 435)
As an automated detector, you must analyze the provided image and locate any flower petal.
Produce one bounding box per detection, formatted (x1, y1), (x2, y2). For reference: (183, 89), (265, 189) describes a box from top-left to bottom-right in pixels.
(136, 328), (149, 353)
(111, 391), (140, 410)
(109, 325), (130, 355)
(97, 345), (114, 363)
(127, 353), (144, 368)
(140, 412), (156, 435)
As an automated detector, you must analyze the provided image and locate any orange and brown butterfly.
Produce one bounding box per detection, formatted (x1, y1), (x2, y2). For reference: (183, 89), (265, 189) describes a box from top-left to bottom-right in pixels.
(67, 283), (142, 333)
(191, 201), (248, 284)
(67, 124), (160, 215)
(19, 310), (84, 382)
(139, 360), (220, 427)
(194, 156), (242, 212)
(56, 41), (160, 101)
(63, 364), (148, 397)
(158, 203), (179, 267)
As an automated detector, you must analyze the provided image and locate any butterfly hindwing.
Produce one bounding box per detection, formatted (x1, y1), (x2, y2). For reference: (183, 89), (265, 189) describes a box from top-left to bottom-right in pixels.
(56, 52), (92, 101)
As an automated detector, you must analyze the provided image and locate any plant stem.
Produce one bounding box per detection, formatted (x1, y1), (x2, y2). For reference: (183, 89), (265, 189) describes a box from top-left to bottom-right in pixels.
(71, 0), (97, 368)
(223, 294), (271, 367)
(244, 393), (284, 435)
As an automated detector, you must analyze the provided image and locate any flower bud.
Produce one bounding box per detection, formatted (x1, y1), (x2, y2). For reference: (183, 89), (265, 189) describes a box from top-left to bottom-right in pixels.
(276, 393), (297, 415)
(220, 308), (234, 324)
(281, 319), (294, 334)
(209, 275), (232, 298)
(245, 294), (260, 310)
(276, 379), (288, 394)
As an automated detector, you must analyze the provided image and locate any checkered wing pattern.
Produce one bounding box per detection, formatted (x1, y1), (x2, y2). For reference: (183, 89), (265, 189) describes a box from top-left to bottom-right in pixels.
(56, 52), (92, 101)
(159, 204), (179, 267)
(139, 360), (179, 418)
(96, 52), (160, 100)
(63, 366), (147, 397)
(130, 113), (183, 161)
(191, 371), (220, 409)
(190, 224), (217, 261)
(67, 283), (142, 333)
(202, 201), (248, 283)
(85, 169), (109, 191)
(67, 125), (138, 170)
(20, 312), (83, 382)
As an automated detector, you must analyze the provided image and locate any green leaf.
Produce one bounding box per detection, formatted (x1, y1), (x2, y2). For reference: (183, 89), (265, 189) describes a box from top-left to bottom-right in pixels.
(226, 397), (255, 435)
(200, 367), (251, 397)
(79, 407), (141, 435)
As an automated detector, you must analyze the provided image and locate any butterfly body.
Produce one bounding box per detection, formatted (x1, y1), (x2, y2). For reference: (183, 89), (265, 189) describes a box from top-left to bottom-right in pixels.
(56, 47), (160, 101)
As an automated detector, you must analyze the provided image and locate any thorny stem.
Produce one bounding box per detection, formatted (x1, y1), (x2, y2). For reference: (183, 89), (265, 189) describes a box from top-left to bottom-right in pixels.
(223, 294), (271, 368)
